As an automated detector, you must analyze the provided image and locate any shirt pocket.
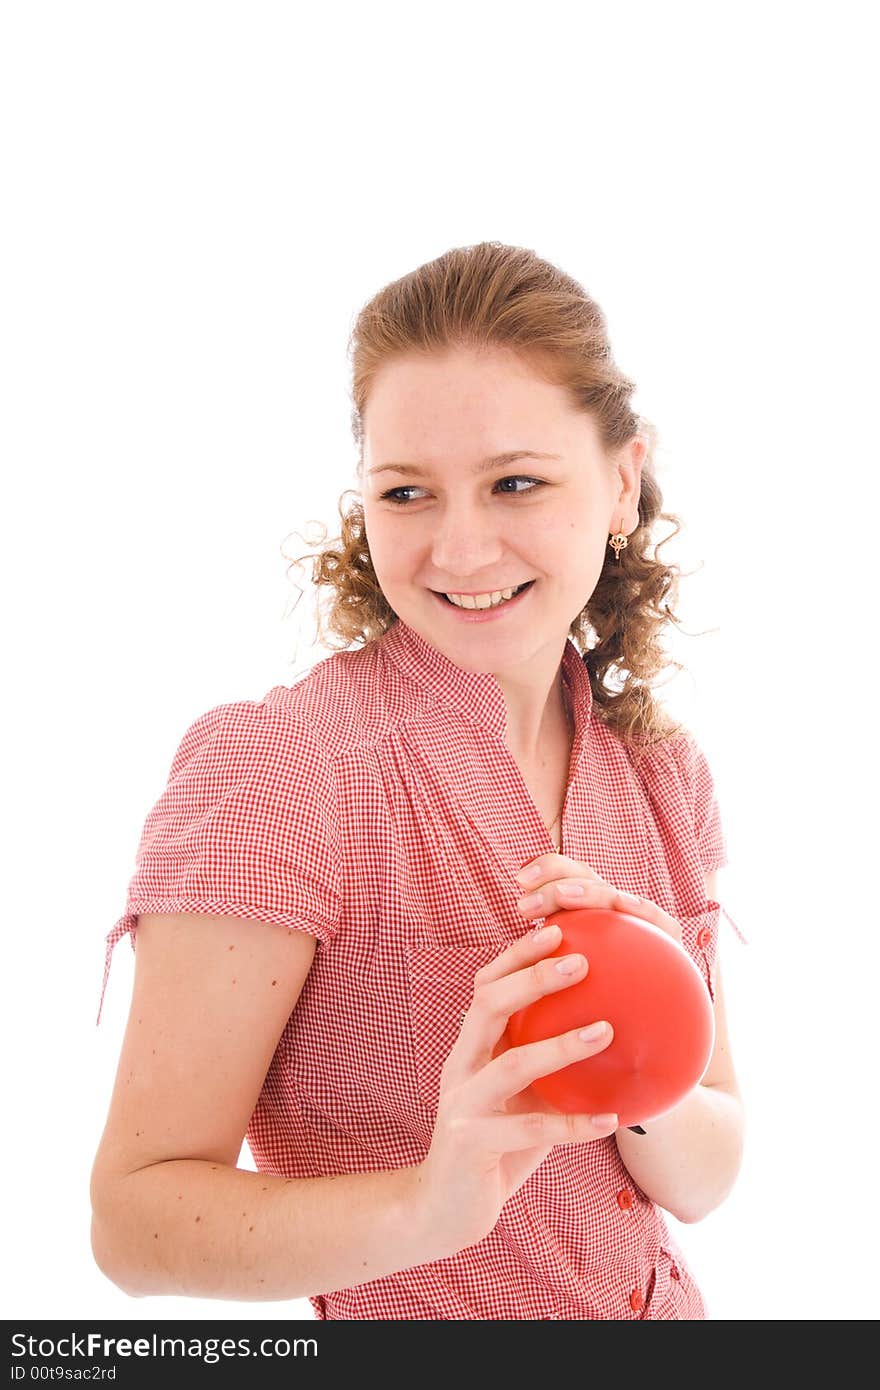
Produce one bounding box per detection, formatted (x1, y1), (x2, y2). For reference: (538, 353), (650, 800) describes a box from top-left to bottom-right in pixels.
(405, 942), (502, 1114)
(678, 898), (722, 1004)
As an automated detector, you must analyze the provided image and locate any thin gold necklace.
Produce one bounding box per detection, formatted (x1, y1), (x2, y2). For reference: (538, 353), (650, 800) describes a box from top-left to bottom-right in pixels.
(545, 691), (574, 848)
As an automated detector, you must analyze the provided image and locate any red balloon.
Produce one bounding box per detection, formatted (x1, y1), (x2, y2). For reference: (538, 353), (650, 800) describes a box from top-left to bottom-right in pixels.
(503, 907), (715, 1128)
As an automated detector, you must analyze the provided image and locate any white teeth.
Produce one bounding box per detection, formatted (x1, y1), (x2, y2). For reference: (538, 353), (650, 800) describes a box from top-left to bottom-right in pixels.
(446, 584), (525, 609)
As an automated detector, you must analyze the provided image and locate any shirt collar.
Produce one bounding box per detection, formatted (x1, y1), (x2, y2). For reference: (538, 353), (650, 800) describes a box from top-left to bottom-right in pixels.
(378, 616), (593, 746)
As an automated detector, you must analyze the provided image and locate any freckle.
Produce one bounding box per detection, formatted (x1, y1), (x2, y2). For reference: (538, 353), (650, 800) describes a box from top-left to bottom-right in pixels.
(228, 944), (235, 950)
(259, 1279), (265, 1284)
(195, 1215), (201, 1222)
(152, 1049), (156, 1055)
(271, 979), (277, 986)
(261, 1186), (268, 1191)
(153, 1233), (158, 1239)
(177, 1195), (182, 1200)
(249, 1225), (254, 1232)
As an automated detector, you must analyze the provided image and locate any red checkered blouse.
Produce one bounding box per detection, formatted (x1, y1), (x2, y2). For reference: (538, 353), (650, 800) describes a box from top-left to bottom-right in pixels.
(97, 618), (747, 1320)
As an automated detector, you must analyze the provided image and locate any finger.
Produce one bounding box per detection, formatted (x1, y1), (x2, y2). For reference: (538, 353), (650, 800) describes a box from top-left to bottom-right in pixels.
(474, 1106), (620, 1154)
(472, 922), (563, 989)
(474, 1017), (615, 1113)
(448, 937), (589, 1083)
(517, 877), (629, 917)
(611, 890), (681, 939)
(520, 884), (683, 947)
(515, 856), (602, 890)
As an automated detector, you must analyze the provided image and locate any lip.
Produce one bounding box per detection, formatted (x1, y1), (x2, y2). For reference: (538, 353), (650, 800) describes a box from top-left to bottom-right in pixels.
(442, 586), (530, 597)
(430, 580), (536, 622)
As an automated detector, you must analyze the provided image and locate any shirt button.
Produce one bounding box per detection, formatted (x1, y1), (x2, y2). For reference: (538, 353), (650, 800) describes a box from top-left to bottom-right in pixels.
(617, 1188), (634, 1210)
(630, 1288), (645, 1312)
(697, 927), (712, 948)
(670, 1265), (681, 1281)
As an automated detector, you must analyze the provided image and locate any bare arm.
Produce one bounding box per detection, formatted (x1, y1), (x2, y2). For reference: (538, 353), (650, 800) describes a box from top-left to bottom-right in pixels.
(91, 1155), (429, 1301)
(90, 911), (435, 1300)
(614, 1080), (744, 1225)
(614, 934), (746, 1225)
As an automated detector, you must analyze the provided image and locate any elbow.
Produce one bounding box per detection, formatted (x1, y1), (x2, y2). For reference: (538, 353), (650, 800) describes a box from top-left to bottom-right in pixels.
(90, 1210), (146, 1298)
(676, 1201), (716, 1226)
(677, 1166), (745, 1225)
(90, 1169), (155, 1300)
(677, 1185), (736, 1225)
(677, 1129), (746, 1225)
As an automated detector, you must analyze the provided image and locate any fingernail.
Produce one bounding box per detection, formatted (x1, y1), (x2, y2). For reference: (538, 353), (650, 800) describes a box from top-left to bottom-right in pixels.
(531, 922), (559, 941)
(559, 883), (584, 896)
(578, 1022), (606, 1041)
(517, 865), (542, 886)
(593, 1113), (618, 1127)
(555, 954), (584, 974)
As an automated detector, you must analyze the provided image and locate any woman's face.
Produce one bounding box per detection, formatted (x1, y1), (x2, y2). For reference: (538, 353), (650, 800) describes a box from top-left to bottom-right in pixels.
(360, 345), (642, 672)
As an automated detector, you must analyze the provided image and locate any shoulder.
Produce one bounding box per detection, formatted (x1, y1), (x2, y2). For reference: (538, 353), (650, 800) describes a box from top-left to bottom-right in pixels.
(258, 646), (392, 758)
(621, 724), (716, 792)
(663, 730), (722, 816)
(591, 715), (692, 786)
(162, 659), (363, 774)
(611, 724), (724, 839)
(170, 697), (325, 769)
(163, 698), (345, 813)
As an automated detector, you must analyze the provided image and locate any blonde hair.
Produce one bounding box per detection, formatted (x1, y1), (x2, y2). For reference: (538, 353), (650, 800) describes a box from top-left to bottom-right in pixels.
(287, 241), (709, 768)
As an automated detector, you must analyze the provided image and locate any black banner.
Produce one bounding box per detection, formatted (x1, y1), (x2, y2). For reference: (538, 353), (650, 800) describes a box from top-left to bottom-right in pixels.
(4, 1318), (643, 1383)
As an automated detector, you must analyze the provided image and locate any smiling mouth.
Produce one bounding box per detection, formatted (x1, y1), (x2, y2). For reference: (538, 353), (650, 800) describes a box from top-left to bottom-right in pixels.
(432, 580), (535, 606)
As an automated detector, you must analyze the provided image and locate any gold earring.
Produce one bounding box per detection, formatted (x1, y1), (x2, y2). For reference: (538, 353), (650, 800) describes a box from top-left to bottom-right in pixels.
(608, 519), (628, 562)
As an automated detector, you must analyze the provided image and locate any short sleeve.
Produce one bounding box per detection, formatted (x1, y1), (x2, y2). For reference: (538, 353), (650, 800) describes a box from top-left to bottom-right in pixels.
(667, 732), (749, 980)
(96, 701), (343, 1026)
(670, 732), (728, 875)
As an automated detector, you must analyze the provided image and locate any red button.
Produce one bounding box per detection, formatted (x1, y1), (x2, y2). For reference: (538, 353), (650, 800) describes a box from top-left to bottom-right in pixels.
(697, 927), (712, 949)
(617, 1189), (634, 1210)
(630, 1288), (645, 1312)
(670, 1265), (681, 1281)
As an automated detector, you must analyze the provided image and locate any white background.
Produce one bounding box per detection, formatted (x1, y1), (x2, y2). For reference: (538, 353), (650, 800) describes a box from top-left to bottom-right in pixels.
(3, 0), (877, 1322)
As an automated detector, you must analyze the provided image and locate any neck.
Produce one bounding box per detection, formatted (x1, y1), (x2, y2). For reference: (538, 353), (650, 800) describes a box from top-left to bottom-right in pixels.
(507, 686), (572, 768)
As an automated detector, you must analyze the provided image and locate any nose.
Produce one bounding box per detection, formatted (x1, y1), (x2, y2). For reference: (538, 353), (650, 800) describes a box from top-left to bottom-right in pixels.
(429, 504), (513, 577)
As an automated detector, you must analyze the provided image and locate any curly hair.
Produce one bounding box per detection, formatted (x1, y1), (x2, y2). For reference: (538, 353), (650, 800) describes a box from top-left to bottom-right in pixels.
(285, 241), (712, 769)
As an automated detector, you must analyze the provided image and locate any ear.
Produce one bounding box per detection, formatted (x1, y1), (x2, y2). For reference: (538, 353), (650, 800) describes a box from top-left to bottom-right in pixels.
(616, 435), (645, 517)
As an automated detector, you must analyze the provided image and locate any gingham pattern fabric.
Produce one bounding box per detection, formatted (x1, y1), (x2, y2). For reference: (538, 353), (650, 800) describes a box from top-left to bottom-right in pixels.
(97, 618), (747, 1320)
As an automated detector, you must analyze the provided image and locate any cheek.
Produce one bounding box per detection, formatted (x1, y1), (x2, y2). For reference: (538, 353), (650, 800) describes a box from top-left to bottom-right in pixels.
(362, 512), (403, 563)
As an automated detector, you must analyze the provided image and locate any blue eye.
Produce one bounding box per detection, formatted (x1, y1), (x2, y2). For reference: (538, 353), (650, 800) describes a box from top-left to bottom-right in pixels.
(379, 476), (545, 505)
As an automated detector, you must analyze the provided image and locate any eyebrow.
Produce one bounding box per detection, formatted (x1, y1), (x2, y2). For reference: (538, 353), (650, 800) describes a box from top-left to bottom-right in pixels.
(367, 450), (563, 478)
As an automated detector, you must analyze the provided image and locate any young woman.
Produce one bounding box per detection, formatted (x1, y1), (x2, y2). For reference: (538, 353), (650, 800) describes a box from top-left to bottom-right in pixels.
(91, 241), (747, 1319)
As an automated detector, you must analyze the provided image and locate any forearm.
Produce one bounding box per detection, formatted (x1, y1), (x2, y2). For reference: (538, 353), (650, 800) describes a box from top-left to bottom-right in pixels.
(614, 1084), (745, 1224)
(91, 1158), (431, 1301)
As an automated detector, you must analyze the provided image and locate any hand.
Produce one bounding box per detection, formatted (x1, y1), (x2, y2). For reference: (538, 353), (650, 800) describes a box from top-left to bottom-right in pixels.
(514, 853), (683, 946)
(410, 924), (617, 1260)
